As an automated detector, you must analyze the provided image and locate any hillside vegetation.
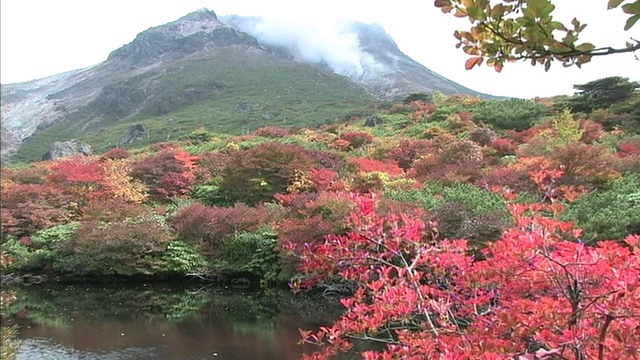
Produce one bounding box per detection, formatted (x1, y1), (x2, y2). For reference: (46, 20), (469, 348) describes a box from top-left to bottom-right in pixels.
(2, 77), (639, 359)
(12, 50), (375, 163)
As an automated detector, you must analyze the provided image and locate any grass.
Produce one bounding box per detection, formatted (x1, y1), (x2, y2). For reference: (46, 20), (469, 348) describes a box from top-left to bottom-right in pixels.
(13, 49), (376, 163)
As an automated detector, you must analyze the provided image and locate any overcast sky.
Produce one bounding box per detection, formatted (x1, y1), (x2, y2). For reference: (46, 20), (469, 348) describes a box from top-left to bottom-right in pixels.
(1, 0), (638, 98)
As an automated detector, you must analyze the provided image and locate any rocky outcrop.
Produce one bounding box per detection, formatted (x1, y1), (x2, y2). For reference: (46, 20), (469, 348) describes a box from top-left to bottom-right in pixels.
(42, 140), (92, 161)
(120, 124), (149, 145)
(235, 101), (252, 113)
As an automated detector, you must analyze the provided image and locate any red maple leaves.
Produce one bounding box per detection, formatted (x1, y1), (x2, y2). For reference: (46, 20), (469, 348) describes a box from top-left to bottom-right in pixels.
(289, 192), (640, 360)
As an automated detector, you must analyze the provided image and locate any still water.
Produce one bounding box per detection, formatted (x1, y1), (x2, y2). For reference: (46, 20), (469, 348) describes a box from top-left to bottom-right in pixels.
(4, 283), (346, 360)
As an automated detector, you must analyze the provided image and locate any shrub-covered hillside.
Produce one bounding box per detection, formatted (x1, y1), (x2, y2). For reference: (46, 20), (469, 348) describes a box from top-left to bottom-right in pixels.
(2, 80), (639, 278)
(2, 78), (639, 359)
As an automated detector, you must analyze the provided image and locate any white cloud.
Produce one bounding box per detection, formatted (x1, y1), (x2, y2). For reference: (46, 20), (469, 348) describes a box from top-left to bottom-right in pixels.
(232, 17), (376, 77)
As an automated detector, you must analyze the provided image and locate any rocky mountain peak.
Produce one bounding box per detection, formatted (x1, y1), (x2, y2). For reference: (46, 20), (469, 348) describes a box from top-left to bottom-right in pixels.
(160, 8), (222, 37)
(106, 8), (257, 64)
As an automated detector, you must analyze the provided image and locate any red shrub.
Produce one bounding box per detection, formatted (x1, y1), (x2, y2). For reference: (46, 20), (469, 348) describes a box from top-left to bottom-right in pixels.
(339, 131), (374, 149)
(578, 119), (604, 144)
(194, 151), (233, 182)
(99, 148), (131, 161)
(274, 192), (319, 208)
(504, 126), (541, 144)
(550, 143), (621, 187)
(617, 140), (640, 158)
(276, 191), (353, 247)
(277, 215), (337, 248)
(170, 202), (279, 253)
(309, 168), (345, 192)
(490, 137), (518, 155)
(1, 184), (75, 237)
(80, 198), (149, 223)
(48, 157), (104, 184)
(291, 196), (640, 359)
(407, 101), (437, 121)
(131, 149), (184, 185)
(457, 111), (474, 123)
(254, 126), (292, 138)
(475, 166), (536, 194)
(387, 139), (435, 170)
(348, 157), (404, 176)
(328, 138), (352, 151)
(130, 147), (198, 200)
(156, 172), (196, 199)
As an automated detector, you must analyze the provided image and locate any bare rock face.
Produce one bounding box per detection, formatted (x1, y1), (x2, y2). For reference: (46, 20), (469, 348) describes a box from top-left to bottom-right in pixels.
(120, 124), (149, 145)
(107, 9), (258, 64)
(42, 140), (92, 161)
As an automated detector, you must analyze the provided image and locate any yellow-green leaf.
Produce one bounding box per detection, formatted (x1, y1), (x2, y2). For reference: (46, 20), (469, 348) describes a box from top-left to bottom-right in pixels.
(624, 14), (640, 30)
(608, 0), (625, 9)
(548, 21), (568, 31)
(622, 1), (640, 14)
(467, 5), (486, 20)
(491, 4), (507, 18)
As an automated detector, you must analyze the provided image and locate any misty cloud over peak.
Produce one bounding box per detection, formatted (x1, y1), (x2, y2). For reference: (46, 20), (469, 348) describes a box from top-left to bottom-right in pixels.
(222, 15), (386, 78)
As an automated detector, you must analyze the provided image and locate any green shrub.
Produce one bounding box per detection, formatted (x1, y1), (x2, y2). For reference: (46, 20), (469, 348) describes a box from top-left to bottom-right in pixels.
(386, 182), (512, 246)
(472, 98), (545, 130)
(3, 223), (80, 272)
(563, 174), (640, 242)
(191, 184), (231, 206)
(403, 92), (433, 104)
(162, 240), (210, 275)
(430, 105), (465, 122)
(216, 227), (281, 286)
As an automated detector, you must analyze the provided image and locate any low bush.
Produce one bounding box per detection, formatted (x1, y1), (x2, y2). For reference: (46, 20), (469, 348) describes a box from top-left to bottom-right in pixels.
(472, 98), (545, 130)
(169, 202), (279, 255)
(161, 240), (210, 275)
(216, 227), (282, 285)
(387, 182), (512, 246)
(563, 174), (640, 241)
(2, 222), (80, 272)
(59, 215), (175, 276)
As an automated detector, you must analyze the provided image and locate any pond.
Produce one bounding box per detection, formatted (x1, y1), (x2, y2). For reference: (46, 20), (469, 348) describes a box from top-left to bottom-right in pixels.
(3, 282), (347, 360)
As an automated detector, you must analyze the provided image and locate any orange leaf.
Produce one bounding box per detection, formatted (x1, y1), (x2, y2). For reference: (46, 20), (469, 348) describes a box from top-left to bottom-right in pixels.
(465, 56), (483, 70)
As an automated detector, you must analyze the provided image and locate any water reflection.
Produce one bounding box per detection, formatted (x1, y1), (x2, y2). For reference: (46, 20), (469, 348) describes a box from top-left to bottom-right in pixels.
(5, 283), (344, 360)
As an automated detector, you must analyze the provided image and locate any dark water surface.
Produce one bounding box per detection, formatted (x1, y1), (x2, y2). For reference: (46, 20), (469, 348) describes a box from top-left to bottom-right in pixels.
(5, 283), (345, 360)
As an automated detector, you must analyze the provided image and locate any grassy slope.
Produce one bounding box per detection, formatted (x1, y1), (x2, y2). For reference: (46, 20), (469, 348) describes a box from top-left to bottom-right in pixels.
(14, 49), (376, 163)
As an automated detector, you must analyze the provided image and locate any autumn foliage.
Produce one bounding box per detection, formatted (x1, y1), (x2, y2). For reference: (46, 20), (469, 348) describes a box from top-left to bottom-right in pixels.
(288, 192), (640, 360)
(1, 89), (639, 359)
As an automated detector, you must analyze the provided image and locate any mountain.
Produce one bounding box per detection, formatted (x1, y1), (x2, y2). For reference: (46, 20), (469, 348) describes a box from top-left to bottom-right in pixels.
(1, 8), (490, 163)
